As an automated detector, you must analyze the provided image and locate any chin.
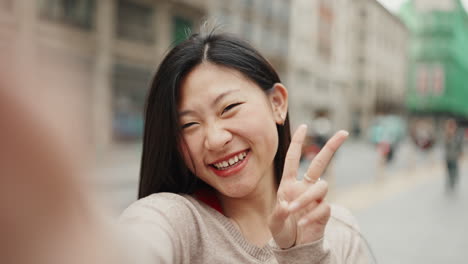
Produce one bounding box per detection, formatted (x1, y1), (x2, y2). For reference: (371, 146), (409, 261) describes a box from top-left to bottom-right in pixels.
(217, 181), (257, 199)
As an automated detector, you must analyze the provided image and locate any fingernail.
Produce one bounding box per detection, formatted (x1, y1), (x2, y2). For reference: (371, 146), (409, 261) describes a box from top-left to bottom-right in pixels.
(278, 197), (288, 206)
(298, 218), (307, 226)
(280, 199), (288, 208)
(288, 202), (299, 212)
(340, 130), (349, 137)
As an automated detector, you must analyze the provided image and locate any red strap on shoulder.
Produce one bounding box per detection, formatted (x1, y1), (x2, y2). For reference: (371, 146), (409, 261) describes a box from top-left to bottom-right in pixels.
(194, 187), (224, 214)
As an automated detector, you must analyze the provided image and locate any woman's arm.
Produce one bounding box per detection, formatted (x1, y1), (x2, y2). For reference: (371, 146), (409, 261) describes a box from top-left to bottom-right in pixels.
(119, 194), (198, 264)
(0, 70), (185, 264)
(0, 75), (108, 264)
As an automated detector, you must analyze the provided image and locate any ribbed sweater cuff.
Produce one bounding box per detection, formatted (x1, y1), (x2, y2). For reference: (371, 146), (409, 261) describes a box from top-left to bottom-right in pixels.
(269, 238), (331, 264)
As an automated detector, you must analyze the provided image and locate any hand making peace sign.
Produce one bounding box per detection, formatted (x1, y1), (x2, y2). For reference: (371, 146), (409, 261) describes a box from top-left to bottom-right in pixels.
(268, 125), (349, 249)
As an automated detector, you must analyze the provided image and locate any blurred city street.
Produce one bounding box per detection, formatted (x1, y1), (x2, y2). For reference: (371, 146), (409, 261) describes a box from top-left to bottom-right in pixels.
(354, 156), (468, 264)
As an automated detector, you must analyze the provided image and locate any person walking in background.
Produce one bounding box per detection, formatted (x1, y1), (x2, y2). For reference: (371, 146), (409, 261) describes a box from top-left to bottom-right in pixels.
(444, 118), (464, 192)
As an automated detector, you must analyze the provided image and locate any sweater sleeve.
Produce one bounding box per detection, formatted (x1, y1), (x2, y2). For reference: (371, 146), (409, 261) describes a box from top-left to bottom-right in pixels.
(269, 205), (373, 264)
(335, 207), (373, 264)
(269, 237), (335, 264)
(118, 194), (196, 264)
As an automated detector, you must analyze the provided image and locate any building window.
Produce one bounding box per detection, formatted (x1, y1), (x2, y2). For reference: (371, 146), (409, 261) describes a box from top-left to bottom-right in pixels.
(416, 64), (445, 96)
(359, 8), (367, 18)
(112, 63), (152, 141)
(173, 16), (193, 44)
(116, 0), (155, 44)
(243, 0), (254, 11)
(317, 0), (333, 62)
(39, 0), (95, 30)
(263, 0), (273, 23)
(357, 55), (365, 64)
(243, 0), (254, 23)
(278, 0), (290, 28)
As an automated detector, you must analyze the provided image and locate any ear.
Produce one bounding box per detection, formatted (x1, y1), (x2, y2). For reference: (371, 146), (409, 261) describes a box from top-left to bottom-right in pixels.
(268, 83), (288, 125)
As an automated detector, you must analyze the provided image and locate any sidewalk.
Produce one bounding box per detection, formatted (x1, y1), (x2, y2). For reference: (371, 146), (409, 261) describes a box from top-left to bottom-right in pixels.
(340, 157), (468, 264)
(329, 159), (445, 211)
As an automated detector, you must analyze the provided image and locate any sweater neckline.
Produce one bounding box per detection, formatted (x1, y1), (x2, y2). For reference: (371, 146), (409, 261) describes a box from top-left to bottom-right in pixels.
(187, 195), (273, 262)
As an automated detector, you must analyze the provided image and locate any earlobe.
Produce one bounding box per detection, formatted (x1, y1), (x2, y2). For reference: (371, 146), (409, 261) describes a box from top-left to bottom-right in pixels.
(269, 83), (288, 124)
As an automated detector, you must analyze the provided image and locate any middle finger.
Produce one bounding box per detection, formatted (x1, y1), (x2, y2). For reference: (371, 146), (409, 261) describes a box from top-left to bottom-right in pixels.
(288, 180), (328, 213)
(304, 130), (348, 184)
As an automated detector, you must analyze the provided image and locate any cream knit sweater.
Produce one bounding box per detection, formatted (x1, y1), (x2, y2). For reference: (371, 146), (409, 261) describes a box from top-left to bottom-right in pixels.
(119, 193), (371, 263)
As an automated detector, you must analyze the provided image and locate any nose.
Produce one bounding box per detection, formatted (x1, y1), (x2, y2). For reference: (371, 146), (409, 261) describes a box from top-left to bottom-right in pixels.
(204, 123), (232, 151)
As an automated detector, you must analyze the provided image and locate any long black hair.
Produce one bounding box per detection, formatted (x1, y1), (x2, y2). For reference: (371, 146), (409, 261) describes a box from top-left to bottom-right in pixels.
(138, 31), (291, 199)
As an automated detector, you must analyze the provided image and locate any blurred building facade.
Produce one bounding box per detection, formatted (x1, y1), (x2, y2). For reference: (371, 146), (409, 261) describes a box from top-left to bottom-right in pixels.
(289, 0), (408, 137)
(0, 0), (291, 155)
(400, 0), (468, 121)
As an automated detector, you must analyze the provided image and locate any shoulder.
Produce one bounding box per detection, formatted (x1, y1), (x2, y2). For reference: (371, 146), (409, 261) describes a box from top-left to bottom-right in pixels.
(119, 193), (202, 225)
(118, 194), (207, 263)
(327, 205), (374, 262)
(329, 204), (360, 230)
(324, 205), (363, 250)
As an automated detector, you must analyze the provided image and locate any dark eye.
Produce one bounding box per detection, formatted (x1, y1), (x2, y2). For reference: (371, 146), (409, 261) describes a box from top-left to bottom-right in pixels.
(181, 122), (198, 129)
(222, 103), (242, 114)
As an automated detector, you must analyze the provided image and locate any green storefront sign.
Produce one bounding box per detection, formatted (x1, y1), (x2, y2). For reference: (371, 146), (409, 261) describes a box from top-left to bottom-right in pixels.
(399, 0), (468, 118)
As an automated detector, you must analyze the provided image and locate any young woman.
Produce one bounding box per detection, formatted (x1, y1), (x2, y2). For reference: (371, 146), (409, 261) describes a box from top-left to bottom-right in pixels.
(119, 31), (371, 263)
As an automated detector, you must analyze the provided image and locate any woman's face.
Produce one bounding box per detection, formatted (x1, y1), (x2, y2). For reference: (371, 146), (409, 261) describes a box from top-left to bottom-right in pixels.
(178, 63), (287, 198)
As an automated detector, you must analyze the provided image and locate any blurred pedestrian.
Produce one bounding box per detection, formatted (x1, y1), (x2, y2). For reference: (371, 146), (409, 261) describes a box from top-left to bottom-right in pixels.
(444, 118), (464, 191)
(410, 118), (436, 152)
(371, 115), (405, 164)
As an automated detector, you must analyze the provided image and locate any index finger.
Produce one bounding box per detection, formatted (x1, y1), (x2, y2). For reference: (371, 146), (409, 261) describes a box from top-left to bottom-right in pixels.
(304, 130), (349, 183)
(281, 124), (308, 183)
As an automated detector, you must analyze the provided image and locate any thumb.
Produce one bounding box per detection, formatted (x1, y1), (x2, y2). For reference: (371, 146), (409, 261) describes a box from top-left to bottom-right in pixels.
(269, 196), (295, 249)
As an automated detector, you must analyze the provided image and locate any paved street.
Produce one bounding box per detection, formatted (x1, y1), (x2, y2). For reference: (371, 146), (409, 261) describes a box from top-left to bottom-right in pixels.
(300, 138), (441, 191)
(352, 157), (468, 264)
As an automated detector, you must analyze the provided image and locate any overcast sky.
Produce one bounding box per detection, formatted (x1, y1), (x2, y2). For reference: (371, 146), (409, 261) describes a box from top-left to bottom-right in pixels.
(377, 0), (468, 13)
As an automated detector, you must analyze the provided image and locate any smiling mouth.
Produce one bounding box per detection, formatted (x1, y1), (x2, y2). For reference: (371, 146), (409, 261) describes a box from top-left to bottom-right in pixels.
(210, 150), (249, 170)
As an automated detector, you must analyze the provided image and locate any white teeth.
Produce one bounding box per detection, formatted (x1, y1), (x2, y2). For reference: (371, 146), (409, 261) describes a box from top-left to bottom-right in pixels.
(212, 151), (248, 170)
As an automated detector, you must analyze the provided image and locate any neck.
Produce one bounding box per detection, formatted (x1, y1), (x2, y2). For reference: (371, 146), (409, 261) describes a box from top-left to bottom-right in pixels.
(217, 170), (278, 246)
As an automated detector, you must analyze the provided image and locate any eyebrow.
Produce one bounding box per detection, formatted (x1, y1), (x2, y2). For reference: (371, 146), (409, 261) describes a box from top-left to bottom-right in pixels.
(212, 89), (240, 107)
(179, 89), (240, 117)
